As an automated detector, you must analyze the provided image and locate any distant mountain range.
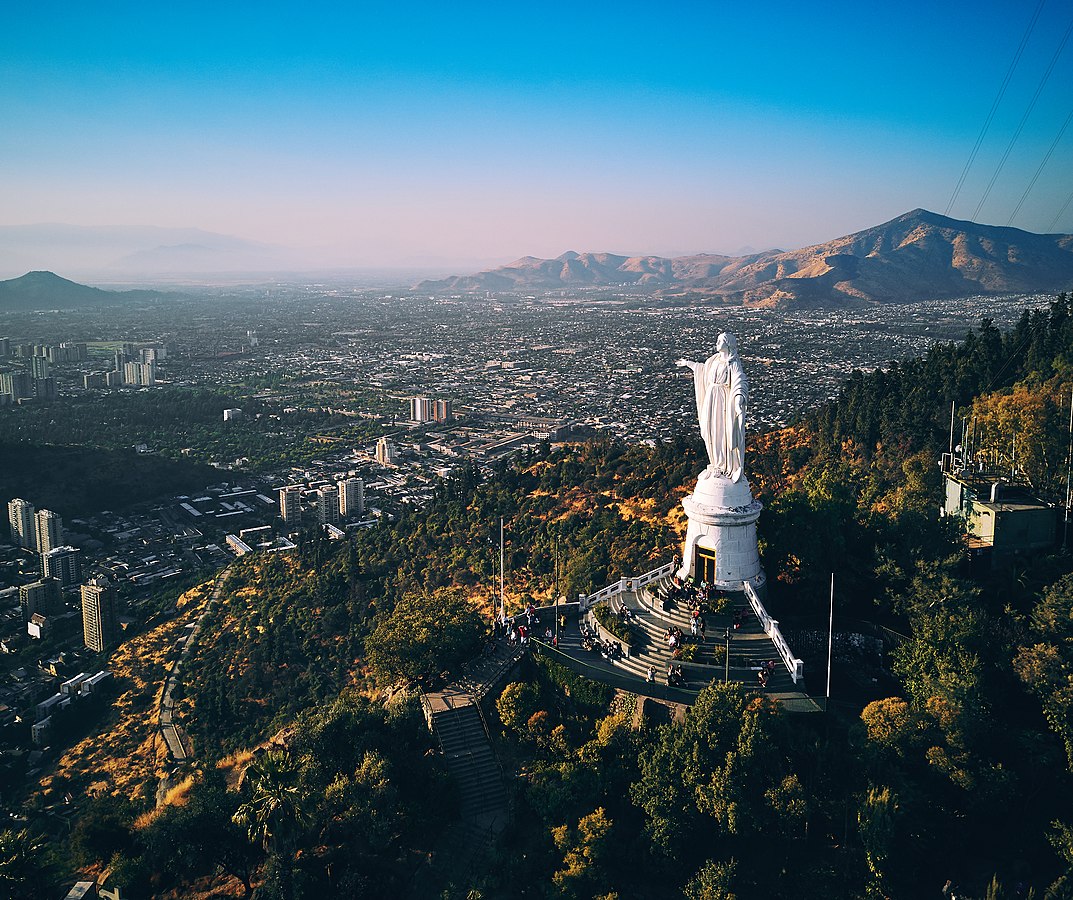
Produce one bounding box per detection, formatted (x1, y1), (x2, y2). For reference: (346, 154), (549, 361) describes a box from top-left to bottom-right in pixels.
(0, 271), (170, 310)
(418, 210), (1073, 305)
(0, 223), (289, 277)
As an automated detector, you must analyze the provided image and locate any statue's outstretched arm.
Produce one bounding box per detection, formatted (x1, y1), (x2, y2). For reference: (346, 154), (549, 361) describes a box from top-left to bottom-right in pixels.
(676, 358), (701, 373)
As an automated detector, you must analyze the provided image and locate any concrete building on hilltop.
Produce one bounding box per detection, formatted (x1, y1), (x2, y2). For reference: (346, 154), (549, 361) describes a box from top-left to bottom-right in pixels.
(942, 461), (1056, 565)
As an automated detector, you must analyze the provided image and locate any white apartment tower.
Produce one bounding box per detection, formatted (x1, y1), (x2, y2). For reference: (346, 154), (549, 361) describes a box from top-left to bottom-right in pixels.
(123, 360), (157, 386)
(410, 396), (433, 423)
(7, 498), (36, 550)
(34, 509), (62, 556)
(338, 478), (365, 519)
(81, 577), (118, 653)
(279, 485), (301, 525)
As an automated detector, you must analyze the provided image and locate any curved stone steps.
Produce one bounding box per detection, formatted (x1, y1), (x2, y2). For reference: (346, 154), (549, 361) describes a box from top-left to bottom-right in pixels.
(611, 589), (784, 678)
(579, 596), (796, 693)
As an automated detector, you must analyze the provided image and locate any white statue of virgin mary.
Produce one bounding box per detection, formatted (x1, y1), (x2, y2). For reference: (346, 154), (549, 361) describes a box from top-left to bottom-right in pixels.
(676, 332), (748, 482)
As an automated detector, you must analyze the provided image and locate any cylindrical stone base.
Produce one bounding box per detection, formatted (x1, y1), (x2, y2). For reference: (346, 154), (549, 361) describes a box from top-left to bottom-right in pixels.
(677, 469), (766, 592)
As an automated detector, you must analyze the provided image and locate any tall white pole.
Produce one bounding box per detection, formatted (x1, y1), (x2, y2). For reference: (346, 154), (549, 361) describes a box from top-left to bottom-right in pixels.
(826, 573), (834, 703)
(553, 537), (559, 644)
(948, 400), (955, 460)
(499, 517), (505, 620)
(1065, 386), (1073, 548)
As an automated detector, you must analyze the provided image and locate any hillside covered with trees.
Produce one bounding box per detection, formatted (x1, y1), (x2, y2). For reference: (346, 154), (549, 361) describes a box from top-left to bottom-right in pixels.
(8, 295), (1073, 897)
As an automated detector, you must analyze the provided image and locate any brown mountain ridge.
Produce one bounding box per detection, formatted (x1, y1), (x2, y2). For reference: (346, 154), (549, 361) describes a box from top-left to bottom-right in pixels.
(417, 209), (1073, 306)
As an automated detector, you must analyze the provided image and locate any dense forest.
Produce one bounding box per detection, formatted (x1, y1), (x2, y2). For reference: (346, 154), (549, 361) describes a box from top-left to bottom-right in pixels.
(0, 440), (217, 516)
(7, 295), (1073, 898)
(0, 387), (382, 472)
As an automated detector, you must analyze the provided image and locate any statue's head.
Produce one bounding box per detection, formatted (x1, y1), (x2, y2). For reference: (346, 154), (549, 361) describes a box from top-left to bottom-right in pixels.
(717, 332), (738, 357)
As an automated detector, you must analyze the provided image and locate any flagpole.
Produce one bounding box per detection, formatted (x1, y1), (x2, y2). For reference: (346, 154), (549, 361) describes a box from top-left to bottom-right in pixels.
(553, 537), (559, 645)
(1065, 386), (1073, 548)
(826, 573), (834, 707)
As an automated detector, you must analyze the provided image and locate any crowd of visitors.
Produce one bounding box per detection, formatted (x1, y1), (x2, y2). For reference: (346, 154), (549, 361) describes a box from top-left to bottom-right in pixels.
(491, 584), (780, 693)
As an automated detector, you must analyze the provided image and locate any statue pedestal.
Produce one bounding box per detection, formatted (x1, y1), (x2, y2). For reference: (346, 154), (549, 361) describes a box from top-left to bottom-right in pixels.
(677, 468), (765, 592)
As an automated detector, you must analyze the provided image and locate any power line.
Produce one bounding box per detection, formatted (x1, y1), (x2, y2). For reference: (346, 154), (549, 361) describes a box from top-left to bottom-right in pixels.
(971, 13), (1073, 223)
(1007, 102), (1073, 226)
(944, 0), (1045, 217)
(1049, 188), (1073, 232)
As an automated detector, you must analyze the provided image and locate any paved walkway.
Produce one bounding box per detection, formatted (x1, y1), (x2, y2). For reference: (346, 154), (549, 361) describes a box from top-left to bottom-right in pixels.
(158, 566), (231, 763)
(537, 578), (821, 712)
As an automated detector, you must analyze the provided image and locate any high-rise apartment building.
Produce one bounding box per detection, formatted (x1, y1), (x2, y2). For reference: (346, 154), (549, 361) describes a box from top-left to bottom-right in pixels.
(34, 509), (63, 557)
(20, 578), (63, 621)
(433, 399), (453, 423)
(30, 356), (50, 379)
(33, 377), (57, 400)
(123, 361), (157, 386)
(81, 577), (118, 653)
(317, 488), (340, 526)
(410, 396), (433, 423)
(279, 485), (301, 524)
(0, 338), (9, 357)
(59, 342), (87, 362)
(0, 371), (32, 401)
(338, 478), (365, 519)
(375, 437), (397, 466)
(7, 498), (36, 549)
(42, 545), (81, 586)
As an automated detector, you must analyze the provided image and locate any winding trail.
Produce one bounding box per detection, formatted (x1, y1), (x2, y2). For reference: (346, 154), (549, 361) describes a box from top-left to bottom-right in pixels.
(158, 565), (231, 763)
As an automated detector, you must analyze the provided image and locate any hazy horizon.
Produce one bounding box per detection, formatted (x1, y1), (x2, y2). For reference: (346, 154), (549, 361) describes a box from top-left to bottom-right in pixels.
(2, 1), (1072, 274)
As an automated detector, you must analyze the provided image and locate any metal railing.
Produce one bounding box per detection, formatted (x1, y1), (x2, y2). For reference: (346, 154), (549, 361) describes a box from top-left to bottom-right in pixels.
(578, 561), (677, 611)
(743, 581), (804, 684)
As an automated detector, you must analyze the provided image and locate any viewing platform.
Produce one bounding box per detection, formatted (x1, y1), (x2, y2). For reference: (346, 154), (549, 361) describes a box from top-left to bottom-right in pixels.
(522, 563), (820, 713)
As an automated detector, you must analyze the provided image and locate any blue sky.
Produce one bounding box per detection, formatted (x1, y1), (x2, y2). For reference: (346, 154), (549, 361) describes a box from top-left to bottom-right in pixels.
(2, 1), (1072, 268)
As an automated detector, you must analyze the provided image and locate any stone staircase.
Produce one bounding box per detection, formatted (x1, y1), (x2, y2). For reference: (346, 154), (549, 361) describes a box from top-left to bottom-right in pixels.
(559, 577), (801, 698)
(412, 690), (509, 897)
(428, 692), (509, 818)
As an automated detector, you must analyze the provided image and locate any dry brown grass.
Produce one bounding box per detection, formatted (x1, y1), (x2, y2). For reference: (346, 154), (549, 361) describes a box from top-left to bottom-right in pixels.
(216, 748), (254, 790)
(35, 581), (215, 806)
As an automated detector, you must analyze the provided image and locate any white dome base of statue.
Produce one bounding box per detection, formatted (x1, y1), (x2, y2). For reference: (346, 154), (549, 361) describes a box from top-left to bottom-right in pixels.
(677, 468), (766, 592)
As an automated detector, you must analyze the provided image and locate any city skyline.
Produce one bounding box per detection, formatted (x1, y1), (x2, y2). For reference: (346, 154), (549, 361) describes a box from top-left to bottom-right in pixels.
(2, 1), (1072, 271)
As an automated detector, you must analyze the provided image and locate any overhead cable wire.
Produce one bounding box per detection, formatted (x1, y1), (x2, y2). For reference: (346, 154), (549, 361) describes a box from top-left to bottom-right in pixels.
(1007, 102), (1073, 226)
(1049, 188), (1073, 232)
(971, 13), (1073, 223)
(944, 0), (1046, 217)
